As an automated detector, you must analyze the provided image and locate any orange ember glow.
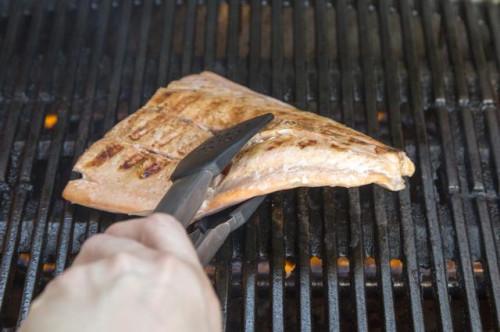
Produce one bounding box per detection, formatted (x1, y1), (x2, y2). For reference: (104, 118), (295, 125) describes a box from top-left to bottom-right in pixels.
(473, 261), (484, 274)
(390, 258), (403, 274)
(284, 259), (296, 278)
(18, 253), (30, 264)
(365, 256), (376, 274)
(310, 256), (322, 267)
(43, 262), (55, 273)
(377, 111), (386, 122)
(365, 256), (376, 267)
(337, 256), (349, 268)
(310, 256), (322, 274)
(337, 256), (350, 275)
(44, 114), (58, 129)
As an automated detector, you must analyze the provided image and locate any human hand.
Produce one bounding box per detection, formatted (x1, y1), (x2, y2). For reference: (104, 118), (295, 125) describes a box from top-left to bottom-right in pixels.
(19, 213), (221, 332)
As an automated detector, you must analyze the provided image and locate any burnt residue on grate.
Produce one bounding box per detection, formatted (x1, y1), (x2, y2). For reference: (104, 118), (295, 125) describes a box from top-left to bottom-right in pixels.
(0, 0), (500, 331)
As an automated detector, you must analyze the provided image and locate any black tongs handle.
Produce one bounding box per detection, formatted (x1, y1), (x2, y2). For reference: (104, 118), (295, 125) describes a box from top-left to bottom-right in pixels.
(193, 195), (266, 266)
(154, 113), (274, 226)
(155, 170), (213, 227)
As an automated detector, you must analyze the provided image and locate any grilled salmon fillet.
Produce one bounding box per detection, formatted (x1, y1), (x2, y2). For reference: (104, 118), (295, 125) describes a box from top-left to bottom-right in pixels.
(63, 71), (415, 218)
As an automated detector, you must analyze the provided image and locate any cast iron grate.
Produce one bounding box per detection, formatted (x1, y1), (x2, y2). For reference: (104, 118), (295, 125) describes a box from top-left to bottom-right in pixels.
(0, 0), (499, 330)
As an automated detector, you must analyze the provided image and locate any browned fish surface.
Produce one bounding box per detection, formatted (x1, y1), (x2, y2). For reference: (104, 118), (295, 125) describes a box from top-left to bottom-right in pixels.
(63, 72), (415, 219)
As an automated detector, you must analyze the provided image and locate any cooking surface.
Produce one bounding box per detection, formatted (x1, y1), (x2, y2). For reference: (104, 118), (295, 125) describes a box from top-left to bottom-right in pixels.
(0, 0), (499, 330)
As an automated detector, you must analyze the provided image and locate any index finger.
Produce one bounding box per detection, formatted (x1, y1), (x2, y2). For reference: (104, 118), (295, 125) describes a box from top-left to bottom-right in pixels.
(105, 213), (201, 268)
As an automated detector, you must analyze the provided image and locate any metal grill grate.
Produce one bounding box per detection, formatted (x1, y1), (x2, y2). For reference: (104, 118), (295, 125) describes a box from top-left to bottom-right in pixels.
(0, 0), (499, 330)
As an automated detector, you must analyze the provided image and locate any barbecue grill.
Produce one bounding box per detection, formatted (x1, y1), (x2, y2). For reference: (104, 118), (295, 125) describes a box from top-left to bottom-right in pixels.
(0, 0), (499, 330)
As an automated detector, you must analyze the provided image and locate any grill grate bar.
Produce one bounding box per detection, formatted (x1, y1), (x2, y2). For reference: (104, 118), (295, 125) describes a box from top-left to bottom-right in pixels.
(463, 2), (500, 195)
(476, 198), (500, 326)
(157, 0), (176, 86)
(203, 0), (218, 73)
(296, 191), (311, 332)
(463, 2), (495, 105)
(52, 0), (92, 276)
(12, 0), (68, 286)
(463, 2), (500, 196)
(448, 193), (483, 331)
(358, 1), (397, 330)
(103, 0), (133, 133)
(294, 1), (311, 330)
(399, 0), (454, 330)
(420, 1), (445, 105)
(271, 1), (285, 330)
(181, 0), (197, 77)
(72, 0), (112, 163)
(271, 195), (285, 332)
(0, 0), (46, 184)
(424, 1), (483, 330)
(420, 0), (459, 192)
(248, 0), (261, 90)
(19, 0), (67, 184)
(0, 0), (51, 315)
(227, 0), (240, 82)
(242, 2), (261, 330)
(337, 1), (369, 331)
(460, 2), (500, 325)
(0, 190), (29, 314)
(130, 0), (154, 113)
(213, 81), (230, 332)
(17, 0), (113, 322)
(442, 1), (485, 196)
(487, 2), (500, 71)
(0, 0), (26, 96)
(227, 1), (241, 326)
(242, 214), (258, 332)
(442, 1), (468, 104)
(378, 1), (425, 330)
(215, 230), (231, 331)
(484, 107), (500, 195)
(312, 1), (338, 330)
(322, 188), (340, 331)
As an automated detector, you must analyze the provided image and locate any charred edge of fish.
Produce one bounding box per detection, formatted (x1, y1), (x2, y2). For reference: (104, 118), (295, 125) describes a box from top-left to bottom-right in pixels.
(172, 93), (202, 113)
(347, 137), (370, 145)
(128, 113), (166, 141)
(206, 99), (224, 110)
(149, 90), (176, 106)
(86, 144), (124, 167)
(330, 142), (347, 151)
(140, 161), (166, 179)
(120, 154), (147, 170)
(221, 163), (232, 176)
(374, 145), (399, 154)
(298, 139), (318, 149)
(265, 139), (287, 151)
(279, 119), (297, 127)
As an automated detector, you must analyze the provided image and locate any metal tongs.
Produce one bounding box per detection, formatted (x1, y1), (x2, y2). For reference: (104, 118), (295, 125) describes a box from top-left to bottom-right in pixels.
(154, 113), (274, 266)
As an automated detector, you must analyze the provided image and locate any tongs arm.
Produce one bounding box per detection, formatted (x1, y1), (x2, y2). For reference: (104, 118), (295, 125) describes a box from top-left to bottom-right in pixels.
(155, 170), (213, 228)
(190, 195), (266, 265)
(154, 113), (274, 226)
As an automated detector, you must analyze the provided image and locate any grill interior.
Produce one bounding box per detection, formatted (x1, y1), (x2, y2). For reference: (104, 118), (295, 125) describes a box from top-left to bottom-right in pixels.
(0, 0), (500, 330)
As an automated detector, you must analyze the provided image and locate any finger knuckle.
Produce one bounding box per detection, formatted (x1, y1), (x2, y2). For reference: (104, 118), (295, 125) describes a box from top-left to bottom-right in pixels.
(109, 252), (135, 271)
(156, 253), (196, 279)
(148, 213), (180, 230)
(105, 221), (123, 234)
(155, 253), (180, 269)
(80, 234), (108, 252)
(48, 267), (82, 291)
(142, 214), (186, 243)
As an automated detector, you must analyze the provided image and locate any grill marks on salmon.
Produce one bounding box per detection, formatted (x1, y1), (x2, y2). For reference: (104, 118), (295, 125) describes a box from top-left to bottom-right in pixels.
(105, 106), (212, 159)
(63, 71), (415, 218)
